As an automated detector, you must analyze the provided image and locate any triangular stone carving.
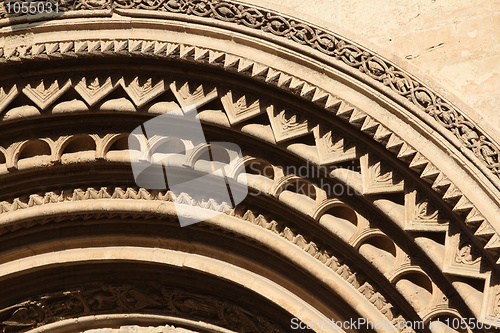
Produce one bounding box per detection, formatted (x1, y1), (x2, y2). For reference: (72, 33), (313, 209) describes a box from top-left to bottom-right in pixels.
(0, 84), (19, 114)
(313, 125), (357, 165)
(170, 80), (217, 109)
(443, 224), (486, 278)
(219, 89), (265, 124)
(360, 153), (404, 194)
(404, 184), (449, 231)
(267, 104), (311, 142)
(74, 75), (119, 107)
(22, 78), (71, 110)
(121, 76), (168, 108)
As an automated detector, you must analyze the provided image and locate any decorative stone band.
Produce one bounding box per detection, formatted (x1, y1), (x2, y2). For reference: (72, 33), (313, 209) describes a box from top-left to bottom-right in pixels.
(0, 281), (284, 333)
(0, 186), (418, 331)
(0, 63), (497, 266)
(0, 0), (498, 182)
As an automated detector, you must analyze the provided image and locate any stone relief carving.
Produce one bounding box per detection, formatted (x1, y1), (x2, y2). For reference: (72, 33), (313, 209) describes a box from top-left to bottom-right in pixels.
(0, 71), (496, 271)
(443, 224), (487, 279)
(267, 105), (310, 142)
(455, 242), (481, 266)
(404, 185), (449, 232)
(0, 44), (490, 259)
(0, 283), (283, 333)
(0, 182), (486, 331)
(1, 0), (498, 182)
(0, 55), (495, 329)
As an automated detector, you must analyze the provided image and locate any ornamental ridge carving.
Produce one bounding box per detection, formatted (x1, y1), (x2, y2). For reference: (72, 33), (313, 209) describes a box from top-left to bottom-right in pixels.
(0, 185), (474, 331)
(0, 0), (498, 181)
(0, 70), (497, 269)
(0, 41), (496, 257)
(0, 282), (284, 333)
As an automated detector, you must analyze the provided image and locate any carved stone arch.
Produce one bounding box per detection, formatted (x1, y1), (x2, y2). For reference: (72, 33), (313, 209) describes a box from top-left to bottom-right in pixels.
(0, 1), (499, 332)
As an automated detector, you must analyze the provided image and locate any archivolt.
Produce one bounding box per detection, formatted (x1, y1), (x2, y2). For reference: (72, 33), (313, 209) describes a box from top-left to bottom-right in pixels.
(0, 2), (499, 332)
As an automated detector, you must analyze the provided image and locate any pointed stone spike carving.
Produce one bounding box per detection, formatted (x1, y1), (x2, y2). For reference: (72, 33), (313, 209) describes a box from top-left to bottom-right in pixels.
(208, 50), (225, 65)
(219, 89), (265, 125)
(475, 221), (495, 239)
(237, 59), (254, 74)
(465, 207), (485, 227)
(87, 41), (100, 53)
(373, 125), (392, 143)
(179, 45), (195, 59)
(265, 68), (282, 85)
(74, 41), (88, 53)
(409, 152), (428, 172)
(154, 42), (169, 56)
(335, 102), (355, 120)
(452, 195), (474, 215)
(251, 63), (269, 80)
(360, 117), (379, 136)
(129, 40), (143, 53)
(396, 142), (417, 163)
(420, 163), (441, 184)
(224, 54), (240, 70)
(32, 44), (45, 56)
(311, 90), (330, 107)
(165, 43), (180, 57)
(43, 43), (59, 55)
(324, 96), (343, 113)
(442, 183), (462, 204)
(300, 83), (316, 100)
(23, 78), (72, 110)
(74, 75), (120, 107)
(348, 109), (367, 127)
(288, 77), (305, 93)
(141, 41), (156, 54)
(277, 73), (292, 89)
(267, 104), (311, 142)
(485, 233), (500, 251)
(194, 48), (210, 62)
(431, 173), (452, 194)
(113, 40), (128, 53)
(121, 76), (168, 108)
(385, 134), (404, 154)
(0, 84), (19, 114)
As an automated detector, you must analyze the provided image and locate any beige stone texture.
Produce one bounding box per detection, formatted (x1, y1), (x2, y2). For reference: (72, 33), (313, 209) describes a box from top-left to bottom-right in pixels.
(242, 0), (500, 129)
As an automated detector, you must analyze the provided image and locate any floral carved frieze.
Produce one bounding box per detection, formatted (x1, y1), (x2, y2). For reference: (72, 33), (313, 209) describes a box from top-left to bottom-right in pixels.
(0, 0), (498, 181)
(0, 282), (284, 333)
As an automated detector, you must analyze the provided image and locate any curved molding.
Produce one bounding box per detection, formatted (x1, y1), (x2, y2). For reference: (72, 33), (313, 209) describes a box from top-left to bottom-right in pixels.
(0, 37), (498, 239)
(0, 69), (498, 269)
(0, 0), (498, 186)
(28, 315), (233, 333)
(0, 249), (293, 333)
(0, 2), (498, 331)
(0, 183), (490, 327)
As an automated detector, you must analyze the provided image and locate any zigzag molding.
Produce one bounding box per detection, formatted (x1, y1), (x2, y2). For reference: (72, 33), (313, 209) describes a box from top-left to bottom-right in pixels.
(0, 41), (496, 264)
(0, 0), (498, 184)
(0, 128), (496, 322)
(0, 184), (483, 331)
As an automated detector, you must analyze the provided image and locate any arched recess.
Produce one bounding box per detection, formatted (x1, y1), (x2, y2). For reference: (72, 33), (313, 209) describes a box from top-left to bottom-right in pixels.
(0, 1), (499, 333)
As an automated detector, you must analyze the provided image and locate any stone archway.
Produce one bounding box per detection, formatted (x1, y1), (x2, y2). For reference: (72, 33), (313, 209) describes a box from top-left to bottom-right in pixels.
(0, 1), (499, 332)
